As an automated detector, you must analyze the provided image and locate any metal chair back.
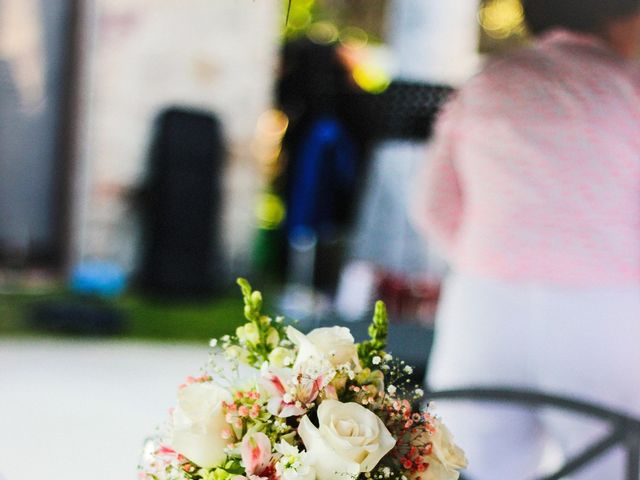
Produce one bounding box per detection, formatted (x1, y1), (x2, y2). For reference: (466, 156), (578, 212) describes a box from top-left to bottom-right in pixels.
(428, 387), (640, 480)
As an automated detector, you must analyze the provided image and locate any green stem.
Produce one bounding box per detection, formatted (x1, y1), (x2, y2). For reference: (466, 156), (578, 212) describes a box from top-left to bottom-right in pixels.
(285, 0), (292, 25)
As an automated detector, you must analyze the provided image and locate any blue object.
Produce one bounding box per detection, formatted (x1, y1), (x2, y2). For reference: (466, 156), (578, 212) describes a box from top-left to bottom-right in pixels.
(70, 260), (127, 297)
(286, 116), (358, 235)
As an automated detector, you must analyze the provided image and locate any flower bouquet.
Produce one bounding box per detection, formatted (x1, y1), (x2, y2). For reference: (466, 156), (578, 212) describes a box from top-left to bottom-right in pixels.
(140, 279), (467, 480)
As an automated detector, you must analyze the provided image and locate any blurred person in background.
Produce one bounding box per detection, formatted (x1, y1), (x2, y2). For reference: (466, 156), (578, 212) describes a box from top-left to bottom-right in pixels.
(274, 37), (374, 295)
(412, 0), (640, 478)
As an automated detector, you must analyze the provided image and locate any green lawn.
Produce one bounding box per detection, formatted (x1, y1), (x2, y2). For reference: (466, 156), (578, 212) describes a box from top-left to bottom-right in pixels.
(0, 287), (275, 343)
(117, 293), (246, 341)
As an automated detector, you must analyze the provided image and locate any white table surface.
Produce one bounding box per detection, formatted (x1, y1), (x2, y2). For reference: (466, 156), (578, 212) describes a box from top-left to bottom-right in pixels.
(0, 338), (208, 480)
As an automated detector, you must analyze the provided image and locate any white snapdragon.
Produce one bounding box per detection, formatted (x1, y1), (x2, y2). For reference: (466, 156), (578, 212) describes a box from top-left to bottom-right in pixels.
(269, 347), (295, 368)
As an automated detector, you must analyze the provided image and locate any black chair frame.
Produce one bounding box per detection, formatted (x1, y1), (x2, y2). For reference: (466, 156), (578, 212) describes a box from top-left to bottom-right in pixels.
(428, 388), (640, 480)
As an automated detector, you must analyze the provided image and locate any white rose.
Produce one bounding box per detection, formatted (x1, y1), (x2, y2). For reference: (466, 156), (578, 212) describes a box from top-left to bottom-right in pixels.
(298, 400), (396, 480)
(421, 420), (467, 480)
(171, 382), (232, 468)
(287, 326), (361, 370)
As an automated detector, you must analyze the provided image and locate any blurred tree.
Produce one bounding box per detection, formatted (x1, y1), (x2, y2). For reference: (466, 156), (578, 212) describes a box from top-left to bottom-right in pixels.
(282, 0), (388, 42)
(315, 0), (389, 39)
(283, 0), (528, 53)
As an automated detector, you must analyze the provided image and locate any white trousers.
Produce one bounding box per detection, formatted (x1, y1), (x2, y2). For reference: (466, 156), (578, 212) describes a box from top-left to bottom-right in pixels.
(427, 272), (640, 480)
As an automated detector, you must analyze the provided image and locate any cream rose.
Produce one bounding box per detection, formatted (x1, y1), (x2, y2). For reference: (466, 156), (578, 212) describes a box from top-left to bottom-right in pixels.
(298, 400), (396, 480)
(287, 326), (361, 370)
(421, 419), (467, 480)
(171, 382), (232, 468)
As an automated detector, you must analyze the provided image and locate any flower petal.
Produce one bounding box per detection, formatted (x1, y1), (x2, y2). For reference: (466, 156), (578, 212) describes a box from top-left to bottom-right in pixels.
(359, 415), (396, 472)
(241, 432), (272, 476)
(298, 415), (360, 480)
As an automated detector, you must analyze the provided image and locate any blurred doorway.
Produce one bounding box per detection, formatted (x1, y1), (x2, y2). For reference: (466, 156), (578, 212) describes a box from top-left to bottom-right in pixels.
(0, 0), (80, 271)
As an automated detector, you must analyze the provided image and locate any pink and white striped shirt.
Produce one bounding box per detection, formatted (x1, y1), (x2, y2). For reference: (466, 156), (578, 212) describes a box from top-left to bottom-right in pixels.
(414, 30), (640, 285)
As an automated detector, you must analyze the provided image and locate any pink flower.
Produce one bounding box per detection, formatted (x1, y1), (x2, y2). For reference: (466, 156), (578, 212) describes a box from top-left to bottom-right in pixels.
(261, 372), (306, 418)
(323, 384), (339, 400)
(261, 365), (333, 418)
(295, 372), (324, 405)
(156, 445), (177, 456)
(179, 375), (212, 390)
(241, 432), (272, 477)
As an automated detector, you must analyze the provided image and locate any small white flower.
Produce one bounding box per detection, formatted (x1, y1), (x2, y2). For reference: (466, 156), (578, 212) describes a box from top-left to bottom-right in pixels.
(209, 338), (218, 348)
(339, 364), (352, 374)
(403, 366), (413, 375)
(275, 441), (315, 480)
(383, 354), (392, 361)
(221, 335), (230, 342)
(387, 385), (397, 395)
(372, 356), (381, 365)
(382, 467), (391, 478)
(415, 388), (424, 397)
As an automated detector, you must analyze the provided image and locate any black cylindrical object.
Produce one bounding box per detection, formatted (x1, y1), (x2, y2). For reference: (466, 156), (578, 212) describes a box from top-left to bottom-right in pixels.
(137, 107), (225, 297)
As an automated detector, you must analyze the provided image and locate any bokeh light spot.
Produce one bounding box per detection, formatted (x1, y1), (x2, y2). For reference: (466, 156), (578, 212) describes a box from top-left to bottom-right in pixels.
(352, 64), (390, 94)
(479, 0), (525, 39)
(256, 193), (286, 230)
(339, 26), (369, 50)
(307, 21), (339, 44)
